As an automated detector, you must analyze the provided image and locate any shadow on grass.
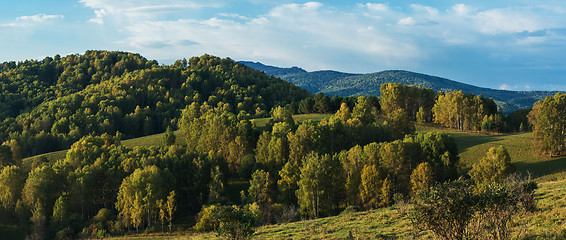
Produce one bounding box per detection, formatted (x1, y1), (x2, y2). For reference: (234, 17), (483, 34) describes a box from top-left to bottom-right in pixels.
(449, 133), (505, 153)
(514, 156), (566, 178)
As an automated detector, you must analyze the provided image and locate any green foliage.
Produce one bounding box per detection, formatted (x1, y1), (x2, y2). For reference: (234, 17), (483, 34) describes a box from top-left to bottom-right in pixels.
(359, 164), (382, 209)
(29, 201), (47, 240)
(0, 165), (25, 212)
(296, 153), (345, 218)
(469, 146), (515, 187)
(334, 102), (351, 122)
(163, 127), (176, 146)
(208, 166), (227, 204)
(352, 96), (376, 125)
(195, 204), (256, 239)
(380, 83), (435, 122)
(412, 179), (478, 240)
(180, 103), (253, 176)
(195, 205), (221, 232)
(214, 205), (255, 240)
(0, 52), (311, 158)
(432, 90), (499, 131)
(505, 108), (531, 132)
(51, 195), (69, 230)
(529, 93), (566, 156)
(412, 176), (537, 240)
(115, 165), (174, 232)
(384, 108), (415, 140)
(410, 162), (434, 198)
(271, 106), (294, 125)
(22, 165), (57, 211)
(166, 191), (176, 233)
(247, 170), (274, 206)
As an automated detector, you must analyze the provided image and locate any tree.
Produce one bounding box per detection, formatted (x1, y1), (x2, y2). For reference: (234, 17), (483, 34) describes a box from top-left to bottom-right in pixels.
(469, 146), (515, 187)
(529, 93), (566, 156)
(416, 106), (426, 124)
(352, 96), (375, 125)
(385, 108), (415, 140)
(247, 170), (274, 206)
(163, 126), (176, 146)
(410, 162), (434, 198)
(271, 106), (294, 125)
(208, 166), (226, 204)
(278, 159), (301, 204)
(0, 145), (13, 167)
(296, 153), (344, 218)
(22, 165), (57, 211)
(0, 165), (25, 213)
(359, 164), (382, 209)
(51, 195), (69, 230)
(166, 190), (176, 233)
(29, 201), (47, 240)
(115, 165), (174, 232)
(335, 102), (351, 122)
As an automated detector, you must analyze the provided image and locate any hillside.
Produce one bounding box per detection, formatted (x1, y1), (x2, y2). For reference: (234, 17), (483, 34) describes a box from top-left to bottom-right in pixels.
(240, 62), (560, 113)
(0, 52), (311, 158)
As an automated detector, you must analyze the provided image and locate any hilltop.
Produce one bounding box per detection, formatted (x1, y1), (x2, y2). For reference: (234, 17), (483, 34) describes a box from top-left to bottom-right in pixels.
(240, 62), (560, 113)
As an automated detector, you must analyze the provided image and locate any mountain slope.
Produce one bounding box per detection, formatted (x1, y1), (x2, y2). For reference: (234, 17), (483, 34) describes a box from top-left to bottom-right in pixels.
(239, 62), (560, 113)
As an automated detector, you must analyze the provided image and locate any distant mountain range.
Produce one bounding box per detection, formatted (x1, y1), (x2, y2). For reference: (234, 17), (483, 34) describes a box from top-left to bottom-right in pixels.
(240, 61), (560, 113)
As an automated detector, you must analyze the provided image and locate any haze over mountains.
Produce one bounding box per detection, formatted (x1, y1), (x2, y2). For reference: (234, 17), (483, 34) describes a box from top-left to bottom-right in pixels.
(240, 61), (560, 113)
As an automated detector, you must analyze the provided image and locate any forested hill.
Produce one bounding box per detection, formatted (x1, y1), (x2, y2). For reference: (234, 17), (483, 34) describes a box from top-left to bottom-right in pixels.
(240, 62), (559, 113)
(0, 51), (311, 157)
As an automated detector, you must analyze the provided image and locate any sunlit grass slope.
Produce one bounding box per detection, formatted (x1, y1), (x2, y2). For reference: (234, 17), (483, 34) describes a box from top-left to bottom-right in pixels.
(416, 125), (566, 181)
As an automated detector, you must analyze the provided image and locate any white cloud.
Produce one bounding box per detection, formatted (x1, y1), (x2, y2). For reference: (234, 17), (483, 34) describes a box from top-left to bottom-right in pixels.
(89, 9), (106, 24)
(73, 1), (566, 75)
(397, 17), (415, 26)
(79, 0), (218, 23)
(474, 8), (544, 34)
(2, 14), (63, 27)
(364, 3), (388, 12)
(499, 84), (517, 90)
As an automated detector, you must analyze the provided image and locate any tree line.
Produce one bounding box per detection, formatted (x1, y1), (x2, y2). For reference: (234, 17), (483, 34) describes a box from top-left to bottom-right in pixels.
(380, 83), (530, 133)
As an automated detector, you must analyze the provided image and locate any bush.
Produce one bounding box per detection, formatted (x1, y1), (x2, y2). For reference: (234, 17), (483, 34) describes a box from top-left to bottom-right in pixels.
(469, 146), (515, 187)
(214, 205), (255, 240)
(194, 205), (220, 232)
(195, 205), (255, 240)
(412, 179), (477, 240)
(412, 175), (537, 240)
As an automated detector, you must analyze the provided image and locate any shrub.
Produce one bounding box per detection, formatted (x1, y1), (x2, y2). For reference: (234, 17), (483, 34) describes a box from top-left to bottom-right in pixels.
(469, 146), (515, 187)
(214, 205), (255, 240)
(195, 205), (220, 232)
(412, 175), (537, 240)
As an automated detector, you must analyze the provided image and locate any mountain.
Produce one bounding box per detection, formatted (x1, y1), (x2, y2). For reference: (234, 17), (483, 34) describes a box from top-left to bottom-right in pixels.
(240, 62), (560, 113)
(238, 61), (307, 76)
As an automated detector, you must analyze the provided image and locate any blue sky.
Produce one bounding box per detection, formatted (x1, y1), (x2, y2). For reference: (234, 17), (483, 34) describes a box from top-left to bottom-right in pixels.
(1, 0), (566, 91)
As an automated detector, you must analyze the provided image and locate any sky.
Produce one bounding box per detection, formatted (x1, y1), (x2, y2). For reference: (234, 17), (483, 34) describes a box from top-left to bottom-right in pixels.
(1, 0), (565, 91)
